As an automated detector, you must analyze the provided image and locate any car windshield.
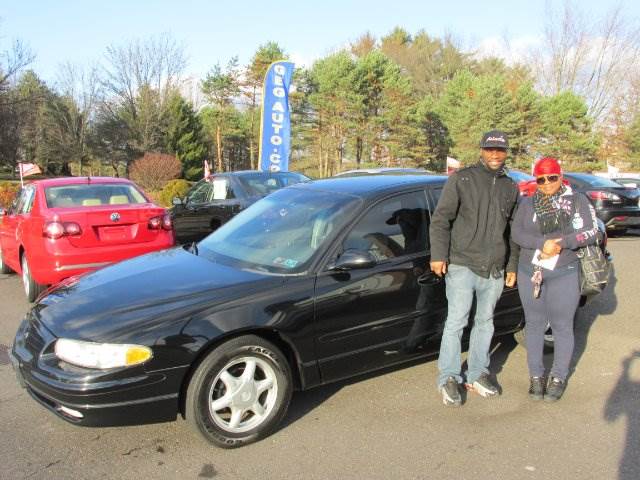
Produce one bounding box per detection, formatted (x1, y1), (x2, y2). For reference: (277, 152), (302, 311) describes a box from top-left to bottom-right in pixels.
(237, 172), (308, 196)
(566, 174), (623, 188)
(45, 184), (148, 208)
(199, 187), (361, 274)
(507, 170), (534, 182)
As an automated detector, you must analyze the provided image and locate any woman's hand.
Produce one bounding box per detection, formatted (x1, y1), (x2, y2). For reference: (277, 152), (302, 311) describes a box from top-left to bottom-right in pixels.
(542, 238), (562, 256)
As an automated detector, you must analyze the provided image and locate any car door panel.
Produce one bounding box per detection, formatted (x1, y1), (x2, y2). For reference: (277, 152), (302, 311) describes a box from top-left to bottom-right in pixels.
(313, 190), (443, 383)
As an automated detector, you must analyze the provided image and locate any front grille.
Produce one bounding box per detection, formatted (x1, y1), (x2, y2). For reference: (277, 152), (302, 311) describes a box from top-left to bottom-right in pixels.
(13, 312), (55, 365)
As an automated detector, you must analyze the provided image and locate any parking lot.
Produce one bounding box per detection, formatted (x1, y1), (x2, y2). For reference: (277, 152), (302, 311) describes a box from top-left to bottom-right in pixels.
(0, 232), (639, 480)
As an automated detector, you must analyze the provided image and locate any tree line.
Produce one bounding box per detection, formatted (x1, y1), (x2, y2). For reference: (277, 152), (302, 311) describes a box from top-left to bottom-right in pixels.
(1, 2), (640, 181)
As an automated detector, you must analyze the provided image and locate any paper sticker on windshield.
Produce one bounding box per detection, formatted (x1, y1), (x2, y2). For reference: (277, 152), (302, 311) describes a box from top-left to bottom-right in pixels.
(273, 257), (298, 268)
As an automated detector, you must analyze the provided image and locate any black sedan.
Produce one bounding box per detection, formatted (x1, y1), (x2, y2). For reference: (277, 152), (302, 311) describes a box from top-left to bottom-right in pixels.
(564, 172), (640, 233)
(10, 175), (524, 448)
(170, 170), (309, 244)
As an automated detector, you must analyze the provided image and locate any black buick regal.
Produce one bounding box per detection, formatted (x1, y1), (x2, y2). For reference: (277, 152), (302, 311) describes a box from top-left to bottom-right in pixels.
(10, 175), (524, 448)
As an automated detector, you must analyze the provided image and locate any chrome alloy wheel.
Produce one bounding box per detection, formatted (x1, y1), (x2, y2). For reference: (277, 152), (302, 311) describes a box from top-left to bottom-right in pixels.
(208, 356), (278, 434)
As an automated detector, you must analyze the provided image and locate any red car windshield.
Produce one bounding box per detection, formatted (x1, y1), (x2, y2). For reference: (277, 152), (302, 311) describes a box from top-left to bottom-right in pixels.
(45, 184), (148, 208)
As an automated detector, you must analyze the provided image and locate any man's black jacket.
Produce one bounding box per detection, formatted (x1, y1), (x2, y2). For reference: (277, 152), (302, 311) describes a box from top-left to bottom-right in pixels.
(429, 161), (519, 277)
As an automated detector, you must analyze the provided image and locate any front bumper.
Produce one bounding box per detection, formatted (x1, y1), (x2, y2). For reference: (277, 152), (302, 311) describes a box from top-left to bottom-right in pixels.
(10, 315), (188, 427)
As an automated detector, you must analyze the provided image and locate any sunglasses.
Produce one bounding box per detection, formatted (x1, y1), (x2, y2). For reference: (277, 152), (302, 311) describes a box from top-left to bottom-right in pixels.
(536, 175), (560, 185)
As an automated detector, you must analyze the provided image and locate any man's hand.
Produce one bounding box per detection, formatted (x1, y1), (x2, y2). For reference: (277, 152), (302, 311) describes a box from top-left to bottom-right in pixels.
(505, 271), (517, 288)
(542, 238), (562, 256)
(430, 260), (447, 277)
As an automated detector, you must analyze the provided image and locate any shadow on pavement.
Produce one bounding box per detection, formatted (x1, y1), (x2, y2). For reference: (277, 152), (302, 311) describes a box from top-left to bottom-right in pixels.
(280, 353), (438, 430)
(604, 350), (640, 480)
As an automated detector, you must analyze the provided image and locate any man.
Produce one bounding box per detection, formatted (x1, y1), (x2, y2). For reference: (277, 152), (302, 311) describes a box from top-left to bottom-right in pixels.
(429, 130), (519, 407)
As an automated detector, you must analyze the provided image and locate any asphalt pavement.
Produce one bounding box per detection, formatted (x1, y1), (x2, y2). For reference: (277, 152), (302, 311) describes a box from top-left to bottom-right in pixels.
(0, 232), (639, 480)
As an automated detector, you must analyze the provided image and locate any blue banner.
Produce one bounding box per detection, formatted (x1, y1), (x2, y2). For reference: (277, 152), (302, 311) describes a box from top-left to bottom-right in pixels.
(259, 61), (295, 172)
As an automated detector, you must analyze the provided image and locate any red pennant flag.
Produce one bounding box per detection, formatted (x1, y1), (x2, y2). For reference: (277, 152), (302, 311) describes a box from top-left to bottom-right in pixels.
(17, 163), (42, 177)
(446, 157), (460, 175)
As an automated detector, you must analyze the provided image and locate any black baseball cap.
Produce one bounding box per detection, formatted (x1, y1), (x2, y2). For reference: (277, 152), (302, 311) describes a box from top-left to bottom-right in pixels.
(480, 130), (509, 149)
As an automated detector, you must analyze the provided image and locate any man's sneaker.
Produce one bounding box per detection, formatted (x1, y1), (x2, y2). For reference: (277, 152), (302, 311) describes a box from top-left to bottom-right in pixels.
(465, 373), (499, 397)
(528, 376), (545, 400)
(544, 377), (566, 402)
(440, 377), (462, 407)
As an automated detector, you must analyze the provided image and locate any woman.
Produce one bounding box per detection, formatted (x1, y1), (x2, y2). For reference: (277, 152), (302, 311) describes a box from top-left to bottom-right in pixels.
(512, 157), (598, 402)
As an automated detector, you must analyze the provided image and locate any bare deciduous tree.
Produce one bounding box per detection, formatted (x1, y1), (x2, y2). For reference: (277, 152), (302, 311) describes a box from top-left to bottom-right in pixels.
(532, 1), (640, 122)
(0, 38), (34, 92)
(101, 33), (187, 152)
(129, 151), (181, 191)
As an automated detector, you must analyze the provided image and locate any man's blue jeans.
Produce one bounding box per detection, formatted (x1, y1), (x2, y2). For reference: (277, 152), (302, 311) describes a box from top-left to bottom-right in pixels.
(437, 264), (504, 387)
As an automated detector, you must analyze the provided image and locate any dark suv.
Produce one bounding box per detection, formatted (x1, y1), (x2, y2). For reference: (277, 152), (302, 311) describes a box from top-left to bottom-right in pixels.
(563, 173), (640, 233)
(171, 170), (309, 243)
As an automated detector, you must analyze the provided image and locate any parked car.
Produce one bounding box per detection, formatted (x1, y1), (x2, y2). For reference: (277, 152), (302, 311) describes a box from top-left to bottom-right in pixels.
(10, 174), (524, 448)
(0, 177), (175, 301)
(613, 177), (640, 189)
(563, 172), (640, 233)
(171, 170), (309, 244)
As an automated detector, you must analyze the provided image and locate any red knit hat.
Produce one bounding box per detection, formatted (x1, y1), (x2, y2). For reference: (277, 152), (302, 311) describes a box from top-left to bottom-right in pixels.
(533, 157), (562, 176)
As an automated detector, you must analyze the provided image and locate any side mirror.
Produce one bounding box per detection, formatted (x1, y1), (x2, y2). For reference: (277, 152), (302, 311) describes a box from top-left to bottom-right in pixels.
(328, 249), (376, 271)
(172, 197), (183, 206)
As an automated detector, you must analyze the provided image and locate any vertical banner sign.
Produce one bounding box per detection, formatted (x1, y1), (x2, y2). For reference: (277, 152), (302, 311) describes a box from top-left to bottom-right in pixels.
(259, 61), (295, 172)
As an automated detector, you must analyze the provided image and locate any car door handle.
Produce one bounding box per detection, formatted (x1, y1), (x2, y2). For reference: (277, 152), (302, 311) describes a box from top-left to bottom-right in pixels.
(417, 273), (443, 286)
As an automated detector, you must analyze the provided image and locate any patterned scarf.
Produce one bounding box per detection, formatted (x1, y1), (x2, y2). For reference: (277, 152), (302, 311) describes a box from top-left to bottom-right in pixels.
(532, 185), (572, 234)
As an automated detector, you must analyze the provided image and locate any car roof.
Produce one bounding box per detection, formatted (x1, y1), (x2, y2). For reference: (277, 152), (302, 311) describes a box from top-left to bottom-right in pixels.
(214, 170), (308, 178)
(334, 167), (429, 176)
(30, 177), (135, 188)
(290, 174), (447, 198)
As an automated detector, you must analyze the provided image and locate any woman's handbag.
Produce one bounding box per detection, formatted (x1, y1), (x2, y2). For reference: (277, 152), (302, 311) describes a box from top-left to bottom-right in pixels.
(576, 241), (610, 297)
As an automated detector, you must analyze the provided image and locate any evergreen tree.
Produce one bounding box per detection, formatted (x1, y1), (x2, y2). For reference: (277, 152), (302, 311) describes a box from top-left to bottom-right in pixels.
(538, 92), (601, 171)
(165, 93), (207, 180)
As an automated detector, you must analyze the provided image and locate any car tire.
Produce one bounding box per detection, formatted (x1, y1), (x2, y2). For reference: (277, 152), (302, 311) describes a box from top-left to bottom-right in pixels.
(0, 245), (13, 274)
(514, 327), (554, 353)
(21, 254), (45, 302)
(185, 335), (293, 449)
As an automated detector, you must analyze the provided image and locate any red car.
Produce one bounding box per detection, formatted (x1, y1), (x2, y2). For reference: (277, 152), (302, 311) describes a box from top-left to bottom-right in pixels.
(0, 177), (175, 301)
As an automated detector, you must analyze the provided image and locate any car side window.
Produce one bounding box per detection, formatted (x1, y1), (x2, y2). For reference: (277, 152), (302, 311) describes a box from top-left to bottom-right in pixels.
(186, 181), (213, 204)
(342, 191), (429, 262)
(429, 187), (443, 209)
(18, 186), (36, 214)
(211, 178), (235, 200)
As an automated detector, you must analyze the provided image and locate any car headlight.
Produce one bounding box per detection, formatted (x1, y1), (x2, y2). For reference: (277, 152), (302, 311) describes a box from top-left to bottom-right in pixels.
(54, 339), (152, 369)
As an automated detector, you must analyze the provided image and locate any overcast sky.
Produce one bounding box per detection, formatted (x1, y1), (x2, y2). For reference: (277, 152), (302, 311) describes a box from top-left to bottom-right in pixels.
(2, 0), (638, 82)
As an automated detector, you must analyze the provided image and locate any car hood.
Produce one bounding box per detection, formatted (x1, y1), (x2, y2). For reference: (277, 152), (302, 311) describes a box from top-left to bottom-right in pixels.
(33, 247), (284, 341)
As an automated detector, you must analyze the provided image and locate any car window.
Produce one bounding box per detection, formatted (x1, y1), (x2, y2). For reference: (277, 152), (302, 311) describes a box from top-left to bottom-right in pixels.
(279, 173), (308, 186)
(199, 188), (361, 274)
(45, 184), (147, 208)
(211, 178), (235, 200)
(238, 173), (307, 196)
(566, 174), (621, 188)
(342, 191), (429, 261)
(18, 186), (36, 214)
(186, 181), (213, 204)
(9, 188), (26, 215)
(429, 187), (443, 209)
